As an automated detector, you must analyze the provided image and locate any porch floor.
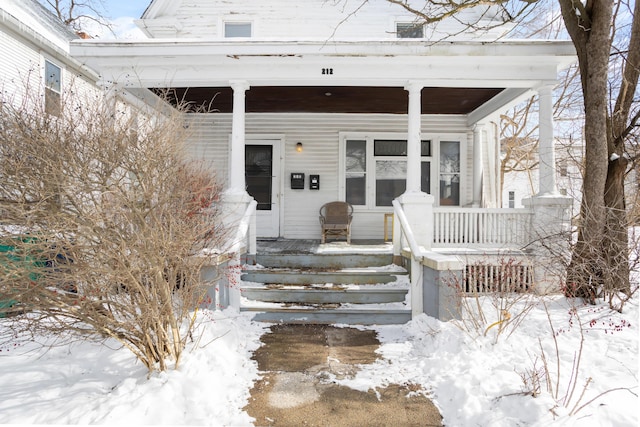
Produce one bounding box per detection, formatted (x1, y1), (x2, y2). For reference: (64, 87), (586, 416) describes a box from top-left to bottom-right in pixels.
(256, 239), (392, 255)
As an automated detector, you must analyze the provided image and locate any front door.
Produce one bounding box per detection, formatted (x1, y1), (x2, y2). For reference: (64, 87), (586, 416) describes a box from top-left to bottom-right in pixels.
(245, 140), (280, 238)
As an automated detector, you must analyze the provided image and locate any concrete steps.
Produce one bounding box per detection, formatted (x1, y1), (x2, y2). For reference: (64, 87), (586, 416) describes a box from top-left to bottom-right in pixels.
(240, 252), (411, 325)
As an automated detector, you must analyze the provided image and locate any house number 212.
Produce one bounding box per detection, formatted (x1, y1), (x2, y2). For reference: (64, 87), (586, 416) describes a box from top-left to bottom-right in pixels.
(322, 68), (334, 75)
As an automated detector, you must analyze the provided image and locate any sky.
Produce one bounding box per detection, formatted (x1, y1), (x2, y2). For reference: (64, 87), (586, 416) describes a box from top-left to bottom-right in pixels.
(78, 0), (149, 39)
(103, 0), (149, 20)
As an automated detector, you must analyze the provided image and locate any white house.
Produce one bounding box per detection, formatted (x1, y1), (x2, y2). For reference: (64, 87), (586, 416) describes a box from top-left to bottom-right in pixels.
(68, 0), (577, 320)
(0, 0), (97, 115)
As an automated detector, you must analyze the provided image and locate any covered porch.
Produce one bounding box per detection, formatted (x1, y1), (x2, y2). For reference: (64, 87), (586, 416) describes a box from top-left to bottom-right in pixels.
(70, 38), (576, 320)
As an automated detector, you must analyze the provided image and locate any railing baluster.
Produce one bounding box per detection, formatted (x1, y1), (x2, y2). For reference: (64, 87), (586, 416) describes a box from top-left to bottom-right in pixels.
(431, 208), (534, 248)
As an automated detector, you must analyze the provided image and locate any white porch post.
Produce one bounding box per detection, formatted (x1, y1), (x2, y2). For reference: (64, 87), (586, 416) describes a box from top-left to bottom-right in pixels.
(223, 80), (253, 310)
(398, 82), (433, 318)
(522, 84), (572, 294)
(229, 80), (250, 193)
(472, 124), (485, 207)
(405, 81), (422, 192)
(537, 85), (557, 196)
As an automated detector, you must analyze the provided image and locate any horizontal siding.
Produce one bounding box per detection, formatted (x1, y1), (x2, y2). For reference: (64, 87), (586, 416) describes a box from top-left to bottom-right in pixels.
(151, 0), (506, 40)
(0, 27), (41, 105)
(1, 10), (100, 113)
(186, 112), (472, 239)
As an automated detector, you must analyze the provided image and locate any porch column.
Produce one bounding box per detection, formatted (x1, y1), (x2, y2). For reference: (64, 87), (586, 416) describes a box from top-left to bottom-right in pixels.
(472, 124), (485, 207)
(229, 80), (250, 193)
(222, 80), (255, 311)
(405, 81), (423, 193)
(537, 85), (557, 195)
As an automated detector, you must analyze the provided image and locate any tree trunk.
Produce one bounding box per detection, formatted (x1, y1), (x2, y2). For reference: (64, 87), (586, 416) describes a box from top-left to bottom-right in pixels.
(600, 0), (640, 297)
(562, 1), (613, 300)
(603, 157), (630, 296)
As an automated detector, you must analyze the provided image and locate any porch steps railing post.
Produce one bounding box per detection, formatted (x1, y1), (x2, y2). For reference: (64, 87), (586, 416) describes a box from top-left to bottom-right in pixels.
(522, 195), (573, 293)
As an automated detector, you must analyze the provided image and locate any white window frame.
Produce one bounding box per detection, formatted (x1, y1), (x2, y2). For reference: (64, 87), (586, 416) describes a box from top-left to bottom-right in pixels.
(340, 132), (467, 210)
(43, 58), (62, 116)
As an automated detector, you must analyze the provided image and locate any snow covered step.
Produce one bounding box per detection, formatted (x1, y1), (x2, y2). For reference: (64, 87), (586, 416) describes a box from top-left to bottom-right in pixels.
(241, 286), (407, 304)
(240, 307), (411, 325)
(255, 253), (394, 269)
(241, 249), (410, 325)
(240, 268), (404, 286)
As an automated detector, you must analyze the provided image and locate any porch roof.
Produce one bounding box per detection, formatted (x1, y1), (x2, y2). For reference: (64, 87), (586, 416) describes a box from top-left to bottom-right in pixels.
(70, 38), (575, 117)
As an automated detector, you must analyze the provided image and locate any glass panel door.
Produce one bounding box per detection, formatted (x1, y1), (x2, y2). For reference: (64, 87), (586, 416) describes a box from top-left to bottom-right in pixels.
(245, 145), (273, 210)
(245, 141), (280, 238)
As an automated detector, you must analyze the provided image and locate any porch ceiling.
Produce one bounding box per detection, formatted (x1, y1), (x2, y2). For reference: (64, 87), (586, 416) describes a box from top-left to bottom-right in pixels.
(156, 86), (504, 114)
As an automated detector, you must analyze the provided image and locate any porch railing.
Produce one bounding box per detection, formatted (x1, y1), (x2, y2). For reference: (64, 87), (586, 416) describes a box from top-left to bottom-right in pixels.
(432, 207), (533, 247)
(234, 199), (257, 258)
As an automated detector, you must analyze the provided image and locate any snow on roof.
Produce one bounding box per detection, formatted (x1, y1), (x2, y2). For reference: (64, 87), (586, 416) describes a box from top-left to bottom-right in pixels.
(0, 0), (77, 53)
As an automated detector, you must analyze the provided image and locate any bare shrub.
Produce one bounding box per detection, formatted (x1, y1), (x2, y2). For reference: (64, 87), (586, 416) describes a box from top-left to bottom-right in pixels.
(562, 202), (638, 312)
(449, 257), (539, 343)
(517, 300), (635, 418)
(0, 81), (225, 371)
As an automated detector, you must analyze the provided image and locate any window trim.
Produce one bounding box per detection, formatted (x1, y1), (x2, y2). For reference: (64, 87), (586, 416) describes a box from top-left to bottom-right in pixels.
(43, 58), (62, 116)
(340, 132), (467, 210)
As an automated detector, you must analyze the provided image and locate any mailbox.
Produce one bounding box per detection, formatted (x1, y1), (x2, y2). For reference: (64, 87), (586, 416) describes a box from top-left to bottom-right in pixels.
(310, 174), (320, 190)
(291, 172), (305, 189)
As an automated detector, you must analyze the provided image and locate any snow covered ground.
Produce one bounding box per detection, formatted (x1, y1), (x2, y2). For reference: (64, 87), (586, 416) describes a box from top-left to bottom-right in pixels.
(0, 282), (637, 425)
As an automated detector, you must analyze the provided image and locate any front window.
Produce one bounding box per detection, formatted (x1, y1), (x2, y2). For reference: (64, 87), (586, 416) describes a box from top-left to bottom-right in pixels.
(224, 22), (252, 38)
(345, 140), (367, 205)
(375, 160), (406, 206)
(397, 22), (424, 38)
(343, 136), (436, 208)
(439, 141), (460, 206)
(44, 60), (61, 116)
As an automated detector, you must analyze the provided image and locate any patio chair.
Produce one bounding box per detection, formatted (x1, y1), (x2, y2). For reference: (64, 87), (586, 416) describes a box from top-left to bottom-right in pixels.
(319, 201), (353, 244)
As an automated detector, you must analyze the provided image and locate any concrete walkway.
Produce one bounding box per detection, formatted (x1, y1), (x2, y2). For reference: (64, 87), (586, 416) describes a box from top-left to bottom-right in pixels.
(244, 324), (443, 427)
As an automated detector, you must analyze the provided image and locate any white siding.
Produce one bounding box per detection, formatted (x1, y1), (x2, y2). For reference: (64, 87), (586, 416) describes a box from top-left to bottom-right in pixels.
(186, 112), (471, 239)
(142, 0), (510, 41)
(1, 1), (101, 112)
(0, 22), (41, 106)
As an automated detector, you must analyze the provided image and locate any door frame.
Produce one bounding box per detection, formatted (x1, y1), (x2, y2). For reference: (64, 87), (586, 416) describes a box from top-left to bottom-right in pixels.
(244, 135), (284, 238)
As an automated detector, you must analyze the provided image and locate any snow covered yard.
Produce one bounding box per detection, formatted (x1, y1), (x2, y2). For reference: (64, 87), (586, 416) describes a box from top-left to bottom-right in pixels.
(345, 294), (638, 426)
(0, 292), (637, 426)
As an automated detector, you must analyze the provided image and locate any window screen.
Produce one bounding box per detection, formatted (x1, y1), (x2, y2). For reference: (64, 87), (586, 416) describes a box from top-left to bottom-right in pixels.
(225, 22), (252, 38)
(397, 23), (424, 38)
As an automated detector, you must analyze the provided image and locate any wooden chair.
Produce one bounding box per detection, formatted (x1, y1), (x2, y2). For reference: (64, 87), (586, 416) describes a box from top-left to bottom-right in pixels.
(319, 201), (353, 244)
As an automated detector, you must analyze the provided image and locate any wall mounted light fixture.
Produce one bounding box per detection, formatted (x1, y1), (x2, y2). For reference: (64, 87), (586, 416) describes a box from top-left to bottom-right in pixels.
(296, 142), (303, 152)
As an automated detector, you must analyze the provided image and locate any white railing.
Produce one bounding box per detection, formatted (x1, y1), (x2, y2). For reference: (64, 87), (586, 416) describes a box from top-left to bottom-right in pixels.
(233, 199), (257, 257)
(433, 208), (533, 247)
(392, 199), (424, 262)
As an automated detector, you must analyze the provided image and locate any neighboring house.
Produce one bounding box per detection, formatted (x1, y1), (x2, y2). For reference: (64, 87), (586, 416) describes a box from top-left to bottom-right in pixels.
(0, 0), (154, 218)
(502, 138), (583, 215)
(0, 0), (98, 115)
(70, 0), (577, 319)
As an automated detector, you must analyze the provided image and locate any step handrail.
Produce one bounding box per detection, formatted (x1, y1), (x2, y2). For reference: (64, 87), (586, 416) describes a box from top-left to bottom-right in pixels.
(235, 199), (257, 257)
(392, 199), (423, 262)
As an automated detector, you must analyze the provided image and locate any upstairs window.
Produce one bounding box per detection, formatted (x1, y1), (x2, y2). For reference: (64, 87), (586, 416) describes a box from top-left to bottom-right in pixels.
(397, 22), (424, 38)
(44, 60), (61, 116)
(224, 22), (252, 38)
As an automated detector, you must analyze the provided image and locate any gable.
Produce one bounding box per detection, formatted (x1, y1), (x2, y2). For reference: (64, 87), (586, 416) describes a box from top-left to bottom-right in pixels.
(137, 0), (513, 40)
